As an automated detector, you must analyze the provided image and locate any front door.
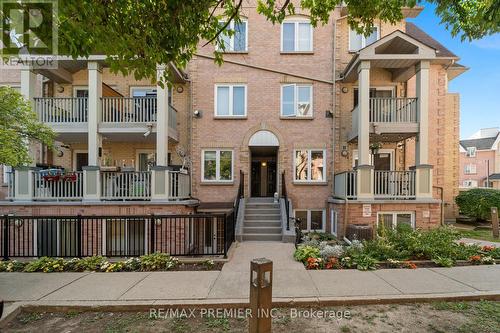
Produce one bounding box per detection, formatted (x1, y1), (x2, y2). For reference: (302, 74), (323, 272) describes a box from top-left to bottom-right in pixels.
(373, 153), (391, 170)
(251, 159), (277, 197)
(75, 153), (88, 171)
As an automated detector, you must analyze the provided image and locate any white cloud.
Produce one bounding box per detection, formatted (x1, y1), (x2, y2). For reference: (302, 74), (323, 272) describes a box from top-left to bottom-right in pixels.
(472, 34), (500, 50)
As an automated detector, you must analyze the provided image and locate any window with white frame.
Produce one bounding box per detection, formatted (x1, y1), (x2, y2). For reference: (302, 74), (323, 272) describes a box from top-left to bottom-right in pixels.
(295, 209), (325, 232)
(349, 26), (379, 51)
(281, 84), (312, 117)
(218, 20), (247, 52)
(2, 165), (12, 185)
(294, 149), (325, 182)
(281, 20), (313, 52)
(466, 147), (476, 157)
(215, 85), (246, 117)
(202, 150), (233, 182)
(464, 164), (477, 174)
(331, 210), (338, 236)
(377, 212), (415, 230)
(463, 180), (478, 188)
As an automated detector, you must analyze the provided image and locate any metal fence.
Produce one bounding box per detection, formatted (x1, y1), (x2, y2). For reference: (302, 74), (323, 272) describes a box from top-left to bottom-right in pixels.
(1, 213), (235, 259)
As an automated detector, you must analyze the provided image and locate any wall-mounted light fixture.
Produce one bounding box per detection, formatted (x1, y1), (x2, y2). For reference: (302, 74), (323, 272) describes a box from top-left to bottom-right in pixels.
(341, 145), (349, 157)
(193, 110), (202, 118)
(261, 162), (267, 167)
(56, 85), (64, 93)
(176, 86), (184, 93)
(341, 87), (349, 94)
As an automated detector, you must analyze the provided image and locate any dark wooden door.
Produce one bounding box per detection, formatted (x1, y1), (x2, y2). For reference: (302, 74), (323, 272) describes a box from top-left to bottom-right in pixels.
(251, 161), (261, 197)
(75, 153), (88, 171)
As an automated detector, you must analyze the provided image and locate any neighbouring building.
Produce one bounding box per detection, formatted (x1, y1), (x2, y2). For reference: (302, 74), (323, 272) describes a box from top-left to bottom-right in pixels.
(0, 2), (467, 256)
(459, 128), (500, 190)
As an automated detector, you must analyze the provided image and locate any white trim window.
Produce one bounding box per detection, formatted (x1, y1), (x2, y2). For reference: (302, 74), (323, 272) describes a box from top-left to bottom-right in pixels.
(294, 149), (325, 182)
(330, 210), (338, 236)
(377, 212), (415, 230)
(463, 180), (478, 188)
(281, 84), (313, 117)
(295, 209), (325, 232)
(349, 26), (379, 51)
(281, 20), (313, 52)
(218, 20), (248, 52)
(466, 147), (477, 157)
(464, 164), (477, 174)
(2, 165), (12, 185)
(202, 150), (233, 182)
(214, 85), (247, 117)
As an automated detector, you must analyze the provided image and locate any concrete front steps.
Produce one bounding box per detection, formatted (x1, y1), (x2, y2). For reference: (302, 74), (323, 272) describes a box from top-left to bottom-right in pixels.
(242, 197), (282, 241)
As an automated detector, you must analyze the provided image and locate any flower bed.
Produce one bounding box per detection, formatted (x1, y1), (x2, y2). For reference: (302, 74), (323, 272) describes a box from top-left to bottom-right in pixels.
(294, 226), (499, 271)
(0, 253), (222, 273)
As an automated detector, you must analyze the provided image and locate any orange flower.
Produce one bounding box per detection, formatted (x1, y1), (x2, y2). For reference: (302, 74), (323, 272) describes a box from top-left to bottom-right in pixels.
(404, 261), (417, 269)
(469, 255), (482, 263)
(325, 257), (338, 269)
(482, 245), (495, 252)
(306, 257), (320, 269)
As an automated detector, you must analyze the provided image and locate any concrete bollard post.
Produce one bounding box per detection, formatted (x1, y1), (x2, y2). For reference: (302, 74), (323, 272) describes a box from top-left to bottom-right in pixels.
(491, 207), (499, 239)
(249, 258), (273, 333)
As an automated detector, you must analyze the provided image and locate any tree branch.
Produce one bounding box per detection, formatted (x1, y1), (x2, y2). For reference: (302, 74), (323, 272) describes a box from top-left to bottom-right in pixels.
(203, 0), (243, 47)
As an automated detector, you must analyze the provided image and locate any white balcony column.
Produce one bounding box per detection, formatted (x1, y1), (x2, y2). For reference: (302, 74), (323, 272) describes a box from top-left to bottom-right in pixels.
(356, 60), (374, 199)
(152, 66), (170, 201)
(13, 167), (38, 201)
(83, 166), (100, 202)
(156, 66), (169, 166)
(87, 61), (103, 167)
(21, 67), (38, 166)
(415, 60), (433, 199)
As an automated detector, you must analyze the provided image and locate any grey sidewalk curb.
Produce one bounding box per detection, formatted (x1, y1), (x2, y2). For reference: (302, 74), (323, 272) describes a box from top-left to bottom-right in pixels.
(1, 291), (499, 328)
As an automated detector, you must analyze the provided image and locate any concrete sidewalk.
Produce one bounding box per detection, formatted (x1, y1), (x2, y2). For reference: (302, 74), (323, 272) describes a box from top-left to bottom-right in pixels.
(1, 242), (499, 306)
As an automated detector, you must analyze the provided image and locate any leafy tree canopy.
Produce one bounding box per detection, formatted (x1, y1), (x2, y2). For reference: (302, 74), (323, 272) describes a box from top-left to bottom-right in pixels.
(4, 0), (499, 84)
(0, 87), (55, 166)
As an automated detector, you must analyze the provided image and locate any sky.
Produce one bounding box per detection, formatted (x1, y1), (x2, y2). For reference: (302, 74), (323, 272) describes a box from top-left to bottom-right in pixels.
(408, 3), (500, 139)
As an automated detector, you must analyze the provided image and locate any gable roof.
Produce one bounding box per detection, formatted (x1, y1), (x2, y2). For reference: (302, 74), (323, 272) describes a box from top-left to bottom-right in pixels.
(460, 134), (500, 150)
(405, 22), (457, 58)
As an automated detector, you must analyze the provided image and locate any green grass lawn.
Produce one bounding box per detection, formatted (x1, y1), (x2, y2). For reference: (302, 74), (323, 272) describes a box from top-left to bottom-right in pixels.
(457, 228), (500, 243)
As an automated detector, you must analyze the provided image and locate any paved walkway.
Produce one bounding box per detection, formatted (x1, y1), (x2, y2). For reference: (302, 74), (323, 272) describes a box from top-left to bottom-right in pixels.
(459, 237), (500, 247)
(0, 242), (499, 308)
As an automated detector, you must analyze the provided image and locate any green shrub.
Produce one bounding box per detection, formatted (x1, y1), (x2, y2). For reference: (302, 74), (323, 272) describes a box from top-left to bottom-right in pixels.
(139, 252), (178, 271)
(351, 253), (377, 270)
(293, 245), (320, 262)
(24, 257), (66, 272)
(71, 256), (106, 272)
(0, 260), (26, 272)
(455, 188), (500, 221)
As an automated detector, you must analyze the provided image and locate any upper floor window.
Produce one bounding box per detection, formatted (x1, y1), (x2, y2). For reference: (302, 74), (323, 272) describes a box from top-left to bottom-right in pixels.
(464, 164), (477, 174)
(219, 20), (247, 52)
(294, 149), (325, 182)
(214, 84), (246, 117)
(281, 84), (313, 117)
(202, 149), (233, 182)
(349, 26), (379, 51)
(281, 20), (313, 52)
(466, 147), (476, 157)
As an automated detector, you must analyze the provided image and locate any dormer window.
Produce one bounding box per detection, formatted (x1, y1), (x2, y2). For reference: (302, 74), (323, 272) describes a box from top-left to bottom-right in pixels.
(466, 147), (476, 157)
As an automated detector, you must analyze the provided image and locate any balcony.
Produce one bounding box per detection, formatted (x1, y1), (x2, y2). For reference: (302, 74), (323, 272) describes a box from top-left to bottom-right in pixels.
(334, 170), (416, 200)
(350, 97), (419, 142)
(8, 169), (190, 202)
(35, 96), (178, 141)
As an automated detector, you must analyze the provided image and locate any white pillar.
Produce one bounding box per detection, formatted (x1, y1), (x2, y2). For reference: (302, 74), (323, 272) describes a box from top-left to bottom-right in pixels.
(152, 66), (170, 202)
(13, 167), (37, 201)
(415, 60), (432, 199)
(21, 67), (38, 166)
(356, 61), (374, 199)
(87, 62), (102, 167)
(415, 60), (430, 165)
(156, 66), (169, 166)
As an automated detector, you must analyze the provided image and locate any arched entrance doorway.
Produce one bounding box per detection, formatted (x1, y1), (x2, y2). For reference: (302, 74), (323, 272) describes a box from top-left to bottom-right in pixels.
(248, 130), (279, 197)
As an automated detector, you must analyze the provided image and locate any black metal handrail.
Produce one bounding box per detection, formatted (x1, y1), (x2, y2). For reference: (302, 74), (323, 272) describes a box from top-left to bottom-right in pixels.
(1, 213), (234, 259)
(281, 171), (290, 230)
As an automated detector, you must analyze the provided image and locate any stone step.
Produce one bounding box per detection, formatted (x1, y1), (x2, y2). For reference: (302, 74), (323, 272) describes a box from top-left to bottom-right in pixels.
(243, 226), (282, 234)
(245, 208), (281, 215)
(245, 214), (281, 221)
(244, 221), (282, 228)
(247, 197), (275, 203)
(245, 202), (280, 209)
(242, 233), (282, 241)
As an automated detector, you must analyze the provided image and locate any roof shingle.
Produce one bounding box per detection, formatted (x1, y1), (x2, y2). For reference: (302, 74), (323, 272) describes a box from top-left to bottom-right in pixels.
(405, 22), (457, 58)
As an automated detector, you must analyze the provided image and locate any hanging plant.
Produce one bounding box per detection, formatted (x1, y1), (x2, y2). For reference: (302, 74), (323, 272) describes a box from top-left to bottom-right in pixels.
(369, 142), (383, 155)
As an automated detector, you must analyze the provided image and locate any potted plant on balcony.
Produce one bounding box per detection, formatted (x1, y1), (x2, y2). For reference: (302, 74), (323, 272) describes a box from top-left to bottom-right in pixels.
(369, 142), (383, 155)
